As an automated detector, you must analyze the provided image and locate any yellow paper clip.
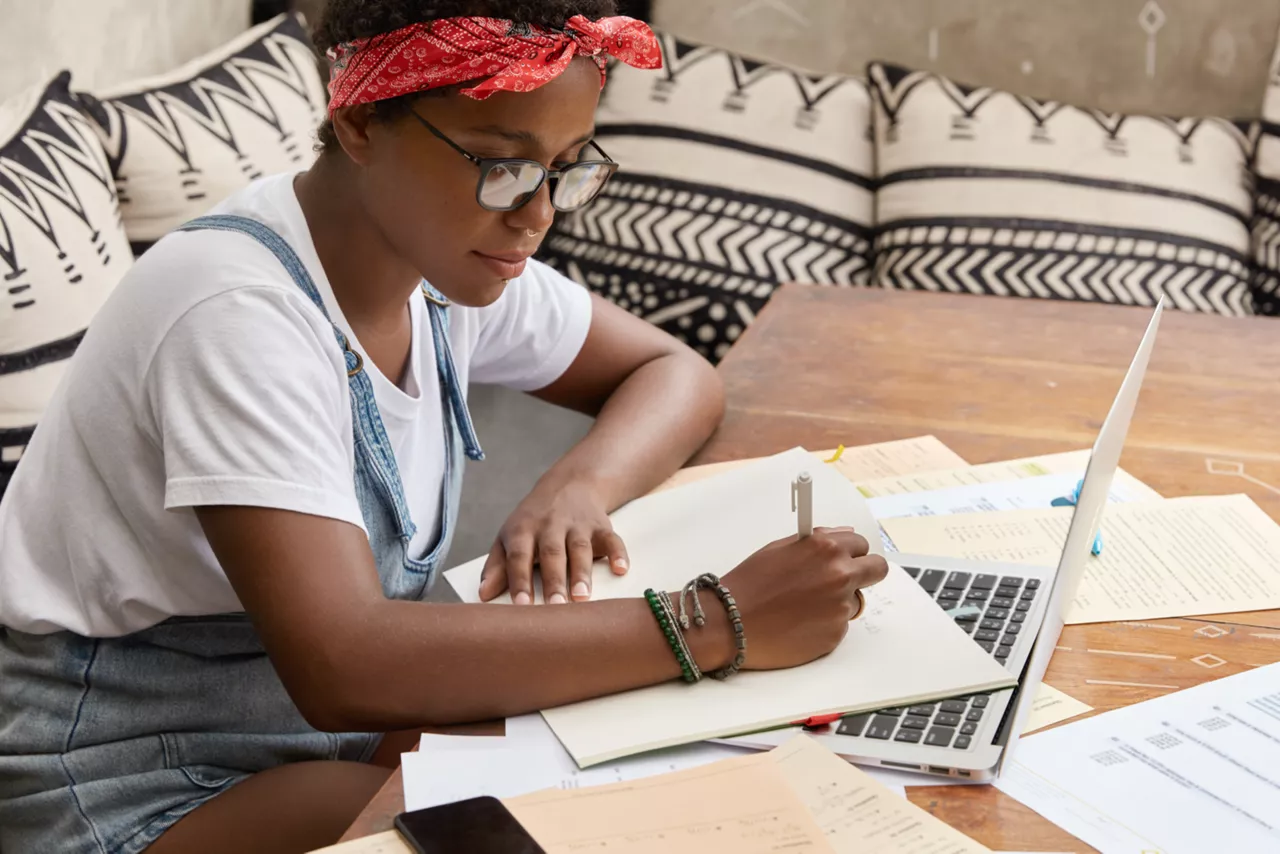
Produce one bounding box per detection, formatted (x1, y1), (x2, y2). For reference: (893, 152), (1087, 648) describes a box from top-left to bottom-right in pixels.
(824, 445), (846, 464)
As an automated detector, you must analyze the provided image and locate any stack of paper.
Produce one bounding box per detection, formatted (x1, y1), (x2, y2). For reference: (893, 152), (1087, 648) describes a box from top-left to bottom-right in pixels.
(446, 448), (1016, 767)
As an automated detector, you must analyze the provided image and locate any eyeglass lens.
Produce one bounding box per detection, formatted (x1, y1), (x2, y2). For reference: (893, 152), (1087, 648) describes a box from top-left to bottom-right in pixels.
(478, 162), (613, 211)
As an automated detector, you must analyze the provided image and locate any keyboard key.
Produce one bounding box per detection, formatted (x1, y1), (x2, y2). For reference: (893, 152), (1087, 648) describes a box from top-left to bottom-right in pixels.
(1001, 576), (1024, 586)
(990, 597), (1014, 609)
(986, 609), (1009, 620)
(865, 716), (899, 739)
(944, 571), (972, 590)
(938, 589), (962, 602)
(971, 574), (998, 589)
(976, 640), (994, 653)
(995, 651), (1010, 663)
(940, 700), (968, 714)
(1011, 612), (1028, 624)
(895, 729), (923, 744)
(919, 569), (946, 593)
(908, 705), (936, 717)
(1005, 624), (1022, 635)
(967, 708), (985, 722)
(965, 589), (990, 602)
(995, 586), (1021, 599)
(903, 566), (921, 578)
(954, 735), (972, 749)
(1026, 578), (1041, 589)
(972, 696), (990, 709)
(837, 713), (872, 736)
(901, 716), (930, 730)
(1016, 601), (1032, 612)
(957, 622), (975, 634)
(979, 618), (1005, 631)
(960, 722), (979, 735)
(954, 611), (980, 623)
(1021, 588), (1038, 600)
(975, 629), (1000, 642)
(880, 707), (905, 717)
(935, 712), (962, 727)
(1001, 633), (1019, 646)
(924, 726), (956, 747)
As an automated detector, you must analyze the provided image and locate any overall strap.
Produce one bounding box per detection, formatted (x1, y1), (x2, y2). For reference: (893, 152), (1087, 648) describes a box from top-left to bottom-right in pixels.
(421, 283), (484, 461)
(176, 214), (419, 539)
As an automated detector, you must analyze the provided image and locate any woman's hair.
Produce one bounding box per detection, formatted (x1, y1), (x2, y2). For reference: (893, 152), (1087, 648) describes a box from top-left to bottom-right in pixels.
(312, 0), (620, 151)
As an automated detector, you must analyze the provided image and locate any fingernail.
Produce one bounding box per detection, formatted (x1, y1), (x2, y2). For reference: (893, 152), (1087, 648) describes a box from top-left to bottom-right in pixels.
(514, 591), (531, 605)
(613, 558), (629, 572)
(572, 581), (590, 599)
(549, 592), (567, 605)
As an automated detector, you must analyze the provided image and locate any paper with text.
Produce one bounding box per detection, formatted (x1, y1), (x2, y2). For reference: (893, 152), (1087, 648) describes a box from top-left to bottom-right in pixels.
(446, 449), (1015, 766)
(506, 756), (835, 853)
(1021, 684), (1093, 735)
(882, 494), (1280, 624)
(996, 662), (1280, 853)
(856, 450), (1160, 501)
(654, 435), (968, 494)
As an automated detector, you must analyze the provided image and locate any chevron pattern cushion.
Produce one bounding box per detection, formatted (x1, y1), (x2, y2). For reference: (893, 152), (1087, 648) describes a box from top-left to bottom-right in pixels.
(538, 32), (874, 362)
(78, 13), (326, 247)
(1253, 41), (1280, 317)
(869, 63), (1256, 316)
(0, 73), (133, 496)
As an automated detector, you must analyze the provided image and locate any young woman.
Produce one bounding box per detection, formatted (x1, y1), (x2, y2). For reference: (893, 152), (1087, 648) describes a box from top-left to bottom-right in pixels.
(0, 2), (887, 852)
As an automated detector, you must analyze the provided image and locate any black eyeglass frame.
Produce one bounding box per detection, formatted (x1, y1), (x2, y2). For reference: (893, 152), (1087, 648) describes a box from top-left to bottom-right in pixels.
(409, 109), (619, 213)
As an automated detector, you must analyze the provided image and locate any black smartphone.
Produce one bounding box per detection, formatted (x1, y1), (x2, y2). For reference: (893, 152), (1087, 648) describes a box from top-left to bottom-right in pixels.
(393, 796), (546, 854)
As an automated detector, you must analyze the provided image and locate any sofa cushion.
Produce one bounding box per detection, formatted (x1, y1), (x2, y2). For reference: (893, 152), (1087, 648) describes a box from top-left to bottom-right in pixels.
(537, 31), (874, 362)
(78, 13), (326, 248)
(0, 73), (133, 495)
(868, 62), (1256, 315)
(1253, 40), (1280, 317)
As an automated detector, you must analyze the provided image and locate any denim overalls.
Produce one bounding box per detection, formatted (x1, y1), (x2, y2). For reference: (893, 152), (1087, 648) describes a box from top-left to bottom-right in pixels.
(0, 215), (483, 854)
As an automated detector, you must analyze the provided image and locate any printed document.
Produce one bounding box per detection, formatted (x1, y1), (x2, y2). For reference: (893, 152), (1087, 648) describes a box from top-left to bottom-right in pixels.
(996, 662), (1280, 853)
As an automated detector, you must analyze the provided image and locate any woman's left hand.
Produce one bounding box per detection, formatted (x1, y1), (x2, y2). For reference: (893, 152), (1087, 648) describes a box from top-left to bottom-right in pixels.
(479, 479), (629, 604)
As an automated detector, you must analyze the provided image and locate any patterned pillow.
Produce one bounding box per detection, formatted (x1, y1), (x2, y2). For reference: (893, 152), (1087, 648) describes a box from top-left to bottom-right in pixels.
(1253, 39), (1280, 317)
(538, 31), (874, 362)
(0, 73), (133, 495)
(868, 62), (1256, 316)
(78, 13), (326, 247)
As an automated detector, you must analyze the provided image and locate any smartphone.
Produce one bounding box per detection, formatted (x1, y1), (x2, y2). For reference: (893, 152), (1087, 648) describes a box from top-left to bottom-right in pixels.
(394, 796), (546, 854)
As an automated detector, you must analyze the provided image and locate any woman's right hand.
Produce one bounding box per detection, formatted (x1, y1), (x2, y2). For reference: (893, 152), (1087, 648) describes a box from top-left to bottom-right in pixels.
(699, 527), (889, 672)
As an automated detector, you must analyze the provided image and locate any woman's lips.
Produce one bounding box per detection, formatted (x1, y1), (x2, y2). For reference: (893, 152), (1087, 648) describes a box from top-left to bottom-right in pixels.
(473, 250), (530, 279)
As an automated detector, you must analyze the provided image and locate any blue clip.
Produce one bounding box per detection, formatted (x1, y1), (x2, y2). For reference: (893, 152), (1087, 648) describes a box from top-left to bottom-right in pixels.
(1051, 478), (1103, 556)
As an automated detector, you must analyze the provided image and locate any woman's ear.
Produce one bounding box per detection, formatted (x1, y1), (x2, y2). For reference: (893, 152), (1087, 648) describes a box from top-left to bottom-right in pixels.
(330, 103), (379, 166)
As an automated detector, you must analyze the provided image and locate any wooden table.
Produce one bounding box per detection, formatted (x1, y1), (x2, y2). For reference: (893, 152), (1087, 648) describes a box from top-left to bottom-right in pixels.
(341, 286), (1280, 852)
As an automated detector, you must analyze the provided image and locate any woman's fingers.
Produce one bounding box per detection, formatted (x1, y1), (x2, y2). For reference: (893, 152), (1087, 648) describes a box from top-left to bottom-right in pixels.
(477, 540), (509, 602)
(596, 528), (630, 577)
(537, 527), (570, 605)
(567, 530), (596, 601)
(503, 530), (538, 605)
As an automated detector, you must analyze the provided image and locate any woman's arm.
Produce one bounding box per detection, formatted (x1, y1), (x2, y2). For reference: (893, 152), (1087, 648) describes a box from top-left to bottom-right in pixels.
(478, 294), (726, 603)
(198, 506), (881, 732)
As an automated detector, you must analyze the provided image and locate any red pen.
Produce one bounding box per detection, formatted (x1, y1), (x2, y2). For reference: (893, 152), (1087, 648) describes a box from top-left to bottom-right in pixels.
(792, 713), (843, 728)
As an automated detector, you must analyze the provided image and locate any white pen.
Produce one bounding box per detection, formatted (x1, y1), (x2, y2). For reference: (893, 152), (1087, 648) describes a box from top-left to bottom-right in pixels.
(791, 471), (813, 539)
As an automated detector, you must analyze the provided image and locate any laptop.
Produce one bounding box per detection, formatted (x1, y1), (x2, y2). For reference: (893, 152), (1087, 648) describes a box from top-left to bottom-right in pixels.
(720, 298), (1166, 782)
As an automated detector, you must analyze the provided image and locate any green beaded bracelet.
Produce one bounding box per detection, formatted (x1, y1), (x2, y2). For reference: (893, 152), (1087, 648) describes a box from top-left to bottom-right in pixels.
(645, 588), (700, 683)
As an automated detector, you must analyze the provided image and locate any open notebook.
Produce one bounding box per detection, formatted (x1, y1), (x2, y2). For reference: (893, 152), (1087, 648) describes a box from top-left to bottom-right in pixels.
(445, 448), (1014, 767)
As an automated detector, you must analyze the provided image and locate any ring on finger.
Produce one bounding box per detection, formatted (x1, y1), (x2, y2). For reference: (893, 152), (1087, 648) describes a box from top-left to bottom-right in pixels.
(850, 589), (867, 621)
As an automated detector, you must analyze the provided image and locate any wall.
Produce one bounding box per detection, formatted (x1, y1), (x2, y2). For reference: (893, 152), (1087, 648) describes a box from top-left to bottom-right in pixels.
(0, 0), (252, 102)
(654, 0), (1280, 118)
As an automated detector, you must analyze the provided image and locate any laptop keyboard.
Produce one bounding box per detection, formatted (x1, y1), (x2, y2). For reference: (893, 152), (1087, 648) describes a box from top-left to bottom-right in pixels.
(831, 568), (1040, 752)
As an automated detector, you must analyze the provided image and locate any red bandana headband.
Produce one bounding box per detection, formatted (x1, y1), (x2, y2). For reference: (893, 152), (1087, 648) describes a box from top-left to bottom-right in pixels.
(326, 15), (662, 115)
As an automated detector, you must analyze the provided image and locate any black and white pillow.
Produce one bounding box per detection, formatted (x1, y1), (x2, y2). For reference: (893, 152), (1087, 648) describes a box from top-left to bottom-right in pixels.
(0, 73), (133, 495)
(1252, 40), (1280, 317)
(869, 62), (1256, 316)
(79, 13), (326, 248)
(538, 31), (875, 362)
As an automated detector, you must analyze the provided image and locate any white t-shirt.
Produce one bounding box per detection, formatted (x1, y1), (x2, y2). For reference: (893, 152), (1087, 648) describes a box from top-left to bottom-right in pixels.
(0, 173), (591, 637)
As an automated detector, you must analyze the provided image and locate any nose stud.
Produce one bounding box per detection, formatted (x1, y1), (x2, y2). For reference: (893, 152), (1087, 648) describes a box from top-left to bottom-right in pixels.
(526, 228), (539, 238)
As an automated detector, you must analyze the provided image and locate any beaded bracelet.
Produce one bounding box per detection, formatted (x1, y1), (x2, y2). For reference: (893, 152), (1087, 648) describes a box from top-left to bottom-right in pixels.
(644, 588), (701, 683)
(679, 573), (746, 680)
(658, 590), (702, 682)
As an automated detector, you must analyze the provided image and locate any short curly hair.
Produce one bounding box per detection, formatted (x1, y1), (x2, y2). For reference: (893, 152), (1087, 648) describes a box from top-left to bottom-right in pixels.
(312, 0), (620, 151)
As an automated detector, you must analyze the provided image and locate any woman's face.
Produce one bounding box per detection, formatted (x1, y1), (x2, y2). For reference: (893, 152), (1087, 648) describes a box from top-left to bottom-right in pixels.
(354, 57), (604, 307)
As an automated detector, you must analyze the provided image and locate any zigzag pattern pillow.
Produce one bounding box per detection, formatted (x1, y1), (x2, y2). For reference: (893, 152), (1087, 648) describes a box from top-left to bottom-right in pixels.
(0, 73), (133, 495)
(869, 63), (1256, 315)
(79, 13), (326, 247)
(538, 32), (874, 362)
(1253, 39), (1280, 317)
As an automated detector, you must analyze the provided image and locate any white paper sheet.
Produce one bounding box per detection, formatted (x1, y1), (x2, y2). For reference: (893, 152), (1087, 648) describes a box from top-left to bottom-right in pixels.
(995, 662), (1280, 853)
(445, 448), (1016, 767)
(868, 471), (1155, 521)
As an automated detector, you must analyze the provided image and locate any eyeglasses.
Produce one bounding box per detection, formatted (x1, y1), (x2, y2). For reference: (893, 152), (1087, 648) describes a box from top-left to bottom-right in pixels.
(410, 110), (618, 213)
